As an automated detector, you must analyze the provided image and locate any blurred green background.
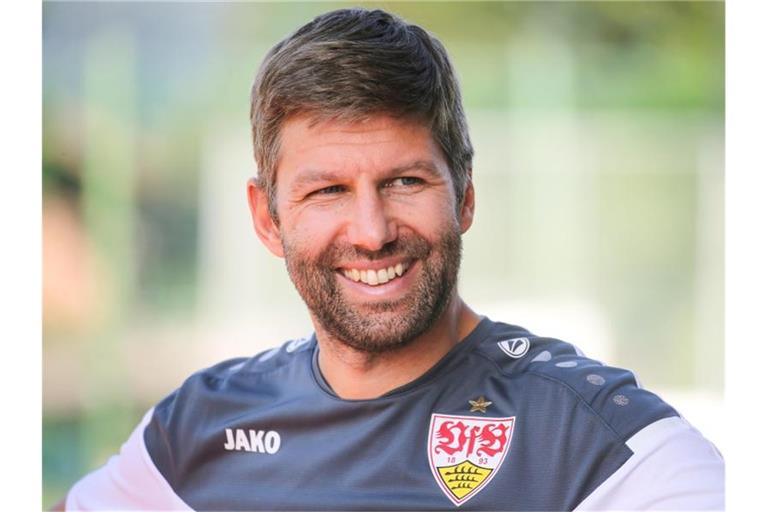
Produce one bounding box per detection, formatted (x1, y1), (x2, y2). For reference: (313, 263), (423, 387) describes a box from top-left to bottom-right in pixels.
(43, 1), (724, 507)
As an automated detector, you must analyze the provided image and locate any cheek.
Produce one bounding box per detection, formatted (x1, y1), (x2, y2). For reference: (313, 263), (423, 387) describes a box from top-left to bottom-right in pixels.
(394, 196), (461, 234)
(280, 210), (341, 256)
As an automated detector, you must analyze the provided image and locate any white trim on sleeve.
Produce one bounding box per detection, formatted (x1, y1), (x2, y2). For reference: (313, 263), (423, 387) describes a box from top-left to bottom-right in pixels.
(574, 416), (724, 511)
(65, 408), (192, 511)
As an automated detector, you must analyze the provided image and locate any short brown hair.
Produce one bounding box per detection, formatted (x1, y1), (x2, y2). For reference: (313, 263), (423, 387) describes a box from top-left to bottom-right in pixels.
(250, 8), (474, 218)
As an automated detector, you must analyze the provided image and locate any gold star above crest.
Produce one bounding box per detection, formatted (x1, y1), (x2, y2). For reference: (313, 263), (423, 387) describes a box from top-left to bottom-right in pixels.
(469, 395), (492, 413)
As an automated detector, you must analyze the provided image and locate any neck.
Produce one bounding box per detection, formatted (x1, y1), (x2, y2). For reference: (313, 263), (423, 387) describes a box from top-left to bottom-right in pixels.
(313, 295), (481, 399)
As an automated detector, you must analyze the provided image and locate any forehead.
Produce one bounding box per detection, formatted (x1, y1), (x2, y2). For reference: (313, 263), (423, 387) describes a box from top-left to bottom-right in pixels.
(274, 114), (448, 183)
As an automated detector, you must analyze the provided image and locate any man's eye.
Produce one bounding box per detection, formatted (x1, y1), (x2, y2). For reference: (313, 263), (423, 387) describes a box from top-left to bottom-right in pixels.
(312, 185), (345, 195)
(388, 177), (423, 187)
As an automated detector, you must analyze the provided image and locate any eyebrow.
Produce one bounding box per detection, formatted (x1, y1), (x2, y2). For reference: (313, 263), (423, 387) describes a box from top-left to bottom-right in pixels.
(289, 160), (444, 193)
(290, 171), (343, 192)
(390, 160), (443, 179)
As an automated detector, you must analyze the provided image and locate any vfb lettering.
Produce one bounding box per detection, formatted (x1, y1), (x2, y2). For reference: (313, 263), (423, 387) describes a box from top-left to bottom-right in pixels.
(224, 428), (281, 454)
(434, 420), (509, 460)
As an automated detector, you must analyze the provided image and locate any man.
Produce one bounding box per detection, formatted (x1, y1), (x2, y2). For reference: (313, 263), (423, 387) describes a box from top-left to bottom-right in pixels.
(61, 8), (723, 510)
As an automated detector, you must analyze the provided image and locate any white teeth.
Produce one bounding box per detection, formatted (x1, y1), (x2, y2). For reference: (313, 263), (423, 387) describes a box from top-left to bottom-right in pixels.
(342, 262), (410, 286)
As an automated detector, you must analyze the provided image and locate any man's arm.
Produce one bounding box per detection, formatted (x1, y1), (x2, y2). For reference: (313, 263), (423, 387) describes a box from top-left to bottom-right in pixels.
(575, 415), (724, 510)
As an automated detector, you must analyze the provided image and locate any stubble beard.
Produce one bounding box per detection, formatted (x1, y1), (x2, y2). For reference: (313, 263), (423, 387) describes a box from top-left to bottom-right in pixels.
(283, 229), (462, 354)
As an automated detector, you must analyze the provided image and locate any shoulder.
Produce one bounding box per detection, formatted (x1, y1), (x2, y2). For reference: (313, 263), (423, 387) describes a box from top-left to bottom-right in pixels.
(62, 337), (318, 511)
(154, 334), (316, 413)
(470, 319), (723, 509)
(472, 320), (678, 442)
(156, 335), (315, 409)
(196, 335), (315, 382)
(142, 336), (315, 485)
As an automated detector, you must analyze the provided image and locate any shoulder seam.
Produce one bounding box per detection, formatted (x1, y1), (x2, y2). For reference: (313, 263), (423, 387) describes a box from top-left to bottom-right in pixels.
(140, 410), (193, 509)
(147, 406), (180, 488)
(472, 348), (623, 442)
(204, 348), (313, 380)
(527, 368), (623, 440)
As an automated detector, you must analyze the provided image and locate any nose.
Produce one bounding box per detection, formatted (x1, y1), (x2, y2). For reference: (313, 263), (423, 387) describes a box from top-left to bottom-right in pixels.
(347, 186), (396, 252)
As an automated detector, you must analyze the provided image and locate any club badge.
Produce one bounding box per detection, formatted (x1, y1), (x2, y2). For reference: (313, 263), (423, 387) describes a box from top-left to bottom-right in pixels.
(427, 413), (515, 506)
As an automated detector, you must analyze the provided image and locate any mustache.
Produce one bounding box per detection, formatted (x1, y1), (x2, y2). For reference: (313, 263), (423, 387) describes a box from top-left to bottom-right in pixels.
(318, 234), (432, 266)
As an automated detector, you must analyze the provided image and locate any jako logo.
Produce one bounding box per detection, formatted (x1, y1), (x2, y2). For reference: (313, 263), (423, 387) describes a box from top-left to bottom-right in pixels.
(497, 337), (530, 359)
(224, 428), (281, 454)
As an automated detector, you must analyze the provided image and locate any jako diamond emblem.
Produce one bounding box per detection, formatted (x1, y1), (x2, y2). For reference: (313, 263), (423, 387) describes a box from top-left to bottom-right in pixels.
(497, 337), (530, 359)
(428, 414), (515, 506)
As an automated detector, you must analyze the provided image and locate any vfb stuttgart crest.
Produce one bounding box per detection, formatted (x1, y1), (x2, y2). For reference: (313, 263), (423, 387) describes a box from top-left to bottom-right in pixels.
(428, 414), (515, 506)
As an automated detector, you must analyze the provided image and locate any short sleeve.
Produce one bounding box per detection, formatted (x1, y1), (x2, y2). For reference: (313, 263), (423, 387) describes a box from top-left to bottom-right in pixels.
(65, 408), (192, 511)
(574, 416), (724, 510)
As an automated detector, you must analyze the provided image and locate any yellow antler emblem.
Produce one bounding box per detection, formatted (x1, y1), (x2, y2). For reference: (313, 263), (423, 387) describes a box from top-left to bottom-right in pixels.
(437, 460), (492, 500)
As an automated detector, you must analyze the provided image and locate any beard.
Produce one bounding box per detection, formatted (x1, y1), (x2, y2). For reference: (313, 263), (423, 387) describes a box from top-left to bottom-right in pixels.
(282, 228), (462, 354)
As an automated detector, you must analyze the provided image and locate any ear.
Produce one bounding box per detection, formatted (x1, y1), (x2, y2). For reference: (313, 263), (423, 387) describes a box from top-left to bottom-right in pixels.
(247, 178), (285, 257)
(459, 174), (475, 234)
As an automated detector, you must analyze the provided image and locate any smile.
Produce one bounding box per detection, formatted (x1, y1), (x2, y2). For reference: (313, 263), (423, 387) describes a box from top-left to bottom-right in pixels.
(339, 261), (411, 286)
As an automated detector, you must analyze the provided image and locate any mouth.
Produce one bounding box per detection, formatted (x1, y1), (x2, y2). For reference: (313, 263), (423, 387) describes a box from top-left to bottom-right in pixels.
(337, 260), (412, 286)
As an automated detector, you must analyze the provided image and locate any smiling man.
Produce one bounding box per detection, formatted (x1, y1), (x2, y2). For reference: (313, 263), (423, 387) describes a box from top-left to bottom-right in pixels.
(250, 114), (476, 400)
(61, 8), (723, 511)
